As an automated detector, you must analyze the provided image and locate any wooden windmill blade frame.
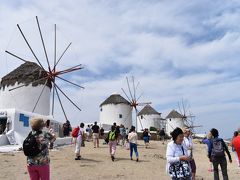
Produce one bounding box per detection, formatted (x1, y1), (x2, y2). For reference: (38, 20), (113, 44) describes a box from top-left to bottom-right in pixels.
(5, 16), (84, 122)
(121, 76), (151, 131)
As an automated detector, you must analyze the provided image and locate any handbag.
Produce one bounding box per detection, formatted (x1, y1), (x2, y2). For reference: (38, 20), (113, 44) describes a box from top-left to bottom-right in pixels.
(169, 146), (191, 178)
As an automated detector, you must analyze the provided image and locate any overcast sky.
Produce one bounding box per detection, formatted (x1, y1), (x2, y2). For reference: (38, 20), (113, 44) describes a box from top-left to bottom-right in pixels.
(1, 0), (240, 138)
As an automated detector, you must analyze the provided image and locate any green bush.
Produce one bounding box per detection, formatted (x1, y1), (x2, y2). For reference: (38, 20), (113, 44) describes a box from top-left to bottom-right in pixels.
(149, 127), (157, 131)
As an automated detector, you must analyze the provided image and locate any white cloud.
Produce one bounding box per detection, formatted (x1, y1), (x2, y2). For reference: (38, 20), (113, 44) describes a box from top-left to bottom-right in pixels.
(1, 0), (240, 137)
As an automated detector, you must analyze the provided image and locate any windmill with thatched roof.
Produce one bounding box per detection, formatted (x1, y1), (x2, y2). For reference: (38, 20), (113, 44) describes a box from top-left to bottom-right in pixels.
(165, 109), (185, 135)
(137, 104), (166, 132)
(0, 61), (52, 115)
(99, 93), (132, 130)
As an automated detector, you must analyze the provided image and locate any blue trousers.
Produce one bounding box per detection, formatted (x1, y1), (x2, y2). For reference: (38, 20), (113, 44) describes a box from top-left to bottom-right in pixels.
(130, 143), (139, 158)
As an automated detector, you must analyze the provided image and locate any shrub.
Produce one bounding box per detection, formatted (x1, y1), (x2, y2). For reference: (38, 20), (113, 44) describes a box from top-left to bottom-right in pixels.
(149, 127), (157, 131)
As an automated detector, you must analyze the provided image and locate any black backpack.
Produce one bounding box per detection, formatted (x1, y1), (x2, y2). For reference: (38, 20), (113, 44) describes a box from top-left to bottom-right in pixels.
(211, 139), (225, 158)
(23, 131), (43, 157)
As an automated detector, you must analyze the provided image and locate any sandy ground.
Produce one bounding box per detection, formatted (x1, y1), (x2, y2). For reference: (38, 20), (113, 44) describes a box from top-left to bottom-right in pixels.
(0, 140), (240, 180)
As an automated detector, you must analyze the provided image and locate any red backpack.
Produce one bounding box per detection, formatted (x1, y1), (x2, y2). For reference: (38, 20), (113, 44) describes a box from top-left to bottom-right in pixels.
(72, 127), (80, 137)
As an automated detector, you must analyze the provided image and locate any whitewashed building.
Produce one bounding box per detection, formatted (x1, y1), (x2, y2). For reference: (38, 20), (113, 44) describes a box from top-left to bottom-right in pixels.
(99, 93), (132, 130)
(165, 109), (185, 135)
(137, 104), (166, 132)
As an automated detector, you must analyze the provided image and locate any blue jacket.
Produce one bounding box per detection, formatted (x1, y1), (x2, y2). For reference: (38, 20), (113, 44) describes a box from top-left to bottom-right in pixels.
(202, 138), (211, 149)
(207, 137), (231, 161)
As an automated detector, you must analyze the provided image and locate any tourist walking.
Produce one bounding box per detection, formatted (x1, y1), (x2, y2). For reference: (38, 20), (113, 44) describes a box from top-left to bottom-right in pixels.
(208, 128), (232, 180)
(166, 127), (191, 180)
(115, 124), (121, 145)
(128, 126), (139, 162)
(183, 128), (196, 180)
(75, 123), (84, 160)
(159, 128), (166, 145)
(86, 125), (92, 142)
(120, 124), (127, 146)
(25, 117), (56, 180)
(126, 127), (129, 139)
(156, 128), (160, 141)
(92, 122), (100, 148)
(62, 120), (72, 137)
(108, 125), (117, 161)
(202, 132), (213, 172)
(100, 127), (105, 138)
(232, 129), (240, 167)
(143, 128), (150, 148)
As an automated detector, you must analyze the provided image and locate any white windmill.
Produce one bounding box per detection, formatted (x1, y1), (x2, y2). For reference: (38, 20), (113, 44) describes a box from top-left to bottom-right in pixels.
(0, 16), (84, 146)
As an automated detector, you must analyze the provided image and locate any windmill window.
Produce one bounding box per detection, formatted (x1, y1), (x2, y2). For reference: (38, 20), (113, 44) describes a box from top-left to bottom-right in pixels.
(119, 114), (122, 118)
(100, 108), (102, 112)
(141, 115), (143, 119)
(169, 119), (171, 121)
(0, 118), (7, 135)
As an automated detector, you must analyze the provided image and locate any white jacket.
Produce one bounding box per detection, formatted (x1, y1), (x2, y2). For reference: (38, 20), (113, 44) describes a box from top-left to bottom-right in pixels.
(166, 141), (189, 174)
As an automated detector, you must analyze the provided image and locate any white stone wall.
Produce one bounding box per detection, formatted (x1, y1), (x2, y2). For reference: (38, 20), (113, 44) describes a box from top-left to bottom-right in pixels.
(0, 82), (51, 115)
(166, 118), (185, 135)
(99, 104), (132, 128)
(0, 108), (55, 145)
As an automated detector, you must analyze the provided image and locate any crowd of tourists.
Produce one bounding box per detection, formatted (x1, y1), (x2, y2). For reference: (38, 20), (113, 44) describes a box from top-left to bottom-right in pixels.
(23, 117), (240, 180)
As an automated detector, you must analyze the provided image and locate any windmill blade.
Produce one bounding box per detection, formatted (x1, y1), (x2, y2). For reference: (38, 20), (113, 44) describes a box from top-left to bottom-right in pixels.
(17, 24), (45, 70)
(51, 83), (55, 116)
(181, 98), (186, 116)
(186, 115), (195, 118)
(5, 50), (28, 63)
(135, 107), (143, 131)
(121, 88), (132, 103)
(184, 119), (191, 128)
(178, 102), (182, 114)
(32, 80), (48, 113)
(9, 76), (49, 91)
(54, 85), (68, 121)
(56, 76), (84, 89)
(190, 125), (203, 128)
(54, 83), (81, 111)
(53, 42), (72, 69)
(135, 82), (140, 91)
(36, 16), (51, 70)
(54, 24), (57, 71)
(136, 92), (143, 102)
(137, 102), (152, 106)
(57, 64), (83, 75)
(132, 76), (136, 101)
(126, 77), (134, 101)
(51, 23), (57, 117)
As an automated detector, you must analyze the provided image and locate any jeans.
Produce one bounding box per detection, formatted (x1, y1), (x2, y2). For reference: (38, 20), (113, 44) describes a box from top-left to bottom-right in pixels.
(130, 143), (139, 158)
(212, 157), (229, 180)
